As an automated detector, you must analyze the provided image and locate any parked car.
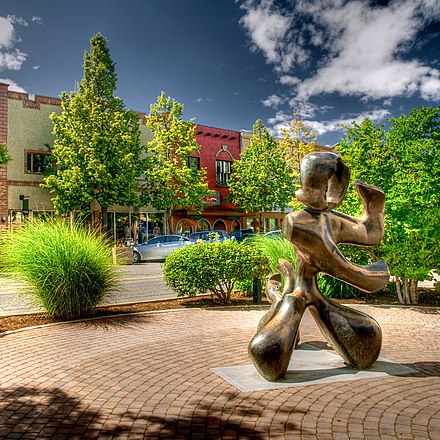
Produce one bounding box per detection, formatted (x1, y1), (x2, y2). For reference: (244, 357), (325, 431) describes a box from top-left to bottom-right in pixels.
(132, 234), (194, 263)
(229, 228), (254, 242)
(189, 230), (230, 243)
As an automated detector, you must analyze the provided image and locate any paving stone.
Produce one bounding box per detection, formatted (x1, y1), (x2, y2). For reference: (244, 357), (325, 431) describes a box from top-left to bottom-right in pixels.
(0, 306), (439, 438)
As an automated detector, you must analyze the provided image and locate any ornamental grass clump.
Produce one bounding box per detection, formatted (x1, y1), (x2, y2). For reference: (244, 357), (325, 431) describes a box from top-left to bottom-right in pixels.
(1, 220), (117, 320)
(249, 234), (297, 273)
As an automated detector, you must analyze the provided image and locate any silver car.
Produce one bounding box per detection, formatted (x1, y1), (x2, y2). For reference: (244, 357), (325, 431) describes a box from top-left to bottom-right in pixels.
(132, 234), (194, 263)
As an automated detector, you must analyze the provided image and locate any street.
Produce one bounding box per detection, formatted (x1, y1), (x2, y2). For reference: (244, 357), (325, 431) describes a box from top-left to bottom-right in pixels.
(0, 262), (175, 317)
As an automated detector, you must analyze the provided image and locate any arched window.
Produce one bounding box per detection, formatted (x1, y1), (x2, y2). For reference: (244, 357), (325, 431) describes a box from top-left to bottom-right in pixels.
(196, 219), (211, 232)
(231, 220), (240, 232)
(176, 219), (193, 235)
(213, 219), (227, 231)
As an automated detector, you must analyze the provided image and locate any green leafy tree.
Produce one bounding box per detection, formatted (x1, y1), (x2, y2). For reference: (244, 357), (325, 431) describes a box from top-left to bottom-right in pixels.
(228, 120), (293, 231)
(338, 107), (440, 304)
(143, 92), (212, 233)
(43, 33), (143, 230)
(0, 143), (11, 165)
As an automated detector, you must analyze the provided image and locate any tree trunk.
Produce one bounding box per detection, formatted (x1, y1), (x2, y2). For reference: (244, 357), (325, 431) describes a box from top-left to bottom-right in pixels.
(395, 278), (405, 304)
(403, 277), (411, 304)
(101, 206), (108, 234)
(409, 279), (419, 304)
(164, 207), (173, 234)
(259, 211), (263, 234)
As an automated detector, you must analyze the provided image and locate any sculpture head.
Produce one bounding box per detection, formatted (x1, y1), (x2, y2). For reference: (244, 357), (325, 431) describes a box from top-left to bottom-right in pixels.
(295, 152), (350, 211)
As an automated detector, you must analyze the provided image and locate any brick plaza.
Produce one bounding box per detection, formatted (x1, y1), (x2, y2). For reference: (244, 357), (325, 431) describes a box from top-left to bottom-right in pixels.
(1, 305), (439, 439)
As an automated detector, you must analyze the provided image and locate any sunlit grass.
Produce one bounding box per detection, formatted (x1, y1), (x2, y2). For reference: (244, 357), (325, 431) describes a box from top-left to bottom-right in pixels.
(1, 220), (118, 319)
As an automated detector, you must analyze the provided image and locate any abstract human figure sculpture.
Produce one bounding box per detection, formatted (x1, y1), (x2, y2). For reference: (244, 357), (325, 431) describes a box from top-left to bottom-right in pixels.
(249, 152), (390, 382)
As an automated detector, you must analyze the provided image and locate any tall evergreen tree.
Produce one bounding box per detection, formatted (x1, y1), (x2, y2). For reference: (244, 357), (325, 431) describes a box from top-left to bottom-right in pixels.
(228, 120), (293, 231)
(43, 33), (143, 230)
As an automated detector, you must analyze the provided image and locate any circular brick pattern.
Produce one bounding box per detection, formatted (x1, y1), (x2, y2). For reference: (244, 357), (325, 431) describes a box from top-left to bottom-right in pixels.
(1, 305), (439, 439)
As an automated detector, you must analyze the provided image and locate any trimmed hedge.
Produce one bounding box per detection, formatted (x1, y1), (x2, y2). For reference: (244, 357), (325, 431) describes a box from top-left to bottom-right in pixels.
(163, 239), (270, 304)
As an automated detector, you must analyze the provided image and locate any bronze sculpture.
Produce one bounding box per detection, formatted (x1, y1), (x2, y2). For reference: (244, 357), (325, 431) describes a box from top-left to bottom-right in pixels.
(249, 152), (390, 382)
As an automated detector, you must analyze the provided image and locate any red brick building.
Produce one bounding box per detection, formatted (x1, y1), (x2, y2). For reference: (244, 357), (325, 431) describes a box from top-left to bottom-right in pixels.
(173, 124), (247, 235)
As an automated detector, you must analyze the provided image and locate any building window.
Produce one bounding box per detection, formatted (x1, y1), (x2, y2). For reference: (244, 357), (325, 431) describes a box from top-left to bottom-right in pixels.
(26, 152), (52, 174)
(216, 160), (231, 187)
(186, 156), (200, 171)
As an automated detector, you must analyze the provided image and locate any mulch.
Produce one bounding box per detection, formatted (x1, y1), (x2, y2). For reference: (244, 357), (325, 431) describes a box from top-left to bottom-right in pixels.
(1, 288), (439, 333)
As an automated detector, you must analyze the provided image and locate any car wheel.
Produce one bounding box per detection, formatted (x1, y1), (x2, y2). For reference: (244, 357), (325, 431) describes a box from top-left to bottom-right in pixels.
(133, 251), (141, 264)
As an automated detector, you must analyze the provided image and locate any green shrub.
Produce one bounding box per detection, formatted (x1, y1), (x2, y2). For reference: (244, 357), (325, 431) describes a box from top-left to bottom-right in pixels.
(1, 220), (118, 319)
(163, 239), (270, 303)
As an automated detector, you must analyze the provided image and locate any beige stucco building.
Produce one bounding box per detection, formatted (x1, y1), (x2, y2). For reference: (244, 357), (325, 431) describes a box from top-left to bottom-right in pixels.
(0, 82), (158, 240)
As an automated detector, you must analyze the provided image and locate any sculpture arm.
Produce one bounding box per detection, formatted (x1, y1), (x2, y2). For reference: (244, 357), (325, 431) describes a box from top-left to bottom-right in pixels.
(330, 180), (385, 246)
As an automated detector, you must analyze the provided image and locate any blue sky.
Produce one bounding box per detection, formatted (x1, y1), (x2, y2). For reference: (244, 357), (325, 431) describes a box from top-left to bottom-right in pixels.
(1, 0), (439, 146)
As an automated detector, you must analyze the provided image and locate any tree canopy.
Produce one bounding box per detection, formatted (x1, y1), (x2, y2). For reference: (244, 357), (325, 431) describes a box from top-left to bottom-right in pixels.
(43, 33), (143, 229)
(278, 111), (318, 209)
(142, 92), (212, 233)
(228, 120), (293, 230)
(338, 106), (440, 303)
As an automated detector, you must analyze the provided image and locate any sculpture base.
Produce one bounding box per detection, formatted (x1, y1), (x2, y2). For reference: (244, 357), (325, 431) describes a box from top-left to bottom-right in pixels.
(212, 343), (417, 392)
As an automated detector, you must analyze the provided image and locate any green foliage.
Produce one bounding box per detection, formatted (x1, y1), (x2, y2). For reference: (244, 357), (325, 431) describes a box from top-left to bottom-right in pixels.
(0, 143), (12, 166)
(278, 111), (317, 210)
(317, 275), (360, 300)
(338, 106), (440, 303)
(228, 120), (294, 227)
(163, 240), (271, 303)
(43, 34), (143, 228)
(143, 92), (212, 233)
(1, 220), (117, 319)
(250, 234), (296, 273)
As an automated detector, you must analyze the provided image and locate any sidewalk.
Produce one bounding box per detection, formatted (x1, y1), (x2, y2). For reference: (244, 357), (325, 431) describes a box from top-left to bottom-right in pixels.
(0, 263), (174, 317)
(1, 305), (439, 439)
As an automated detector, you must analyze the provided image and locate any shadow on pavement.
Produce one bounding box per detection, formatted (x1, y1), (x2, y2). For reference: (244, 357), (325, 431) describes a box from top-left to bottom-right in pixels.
(0, 387), (303, 439)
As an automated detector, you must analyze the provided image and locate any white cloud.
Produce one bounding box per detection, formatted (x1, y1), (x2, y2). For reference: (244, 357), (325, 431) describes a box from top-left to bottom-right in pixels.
(0, 17), (15, 48)
(240, 0), (440, 102)
(0, 78), (27, 93)
(195, 97), (214, 103)
(261, 94), (285, 108)
(278, 75), (300, 87)
(268, 108), (390, 139)
(32, 16), (43, 25)
(6, 15), (28, 27)
(0, 15), (29, 71)
(239, 0), (306, 72)
(304, 109), (391, 136)
(32, 65), (40, 70)
(419, 71), (440, 100)
(0, 49), (27, 70)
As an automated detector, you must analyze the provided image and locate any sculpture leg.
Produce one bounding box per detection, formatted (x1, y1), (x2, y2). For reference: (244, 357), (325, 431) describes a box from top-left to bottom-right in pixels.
(249, 294), (305, 381)
(308, 295), (382, 369)
(257, 259), (296, 332)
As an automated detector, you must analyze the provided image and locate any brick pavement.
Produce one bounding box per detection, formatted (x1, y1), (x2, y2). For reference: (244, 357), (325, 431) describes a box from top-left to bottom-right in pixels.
(0, 305), (440, 439)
